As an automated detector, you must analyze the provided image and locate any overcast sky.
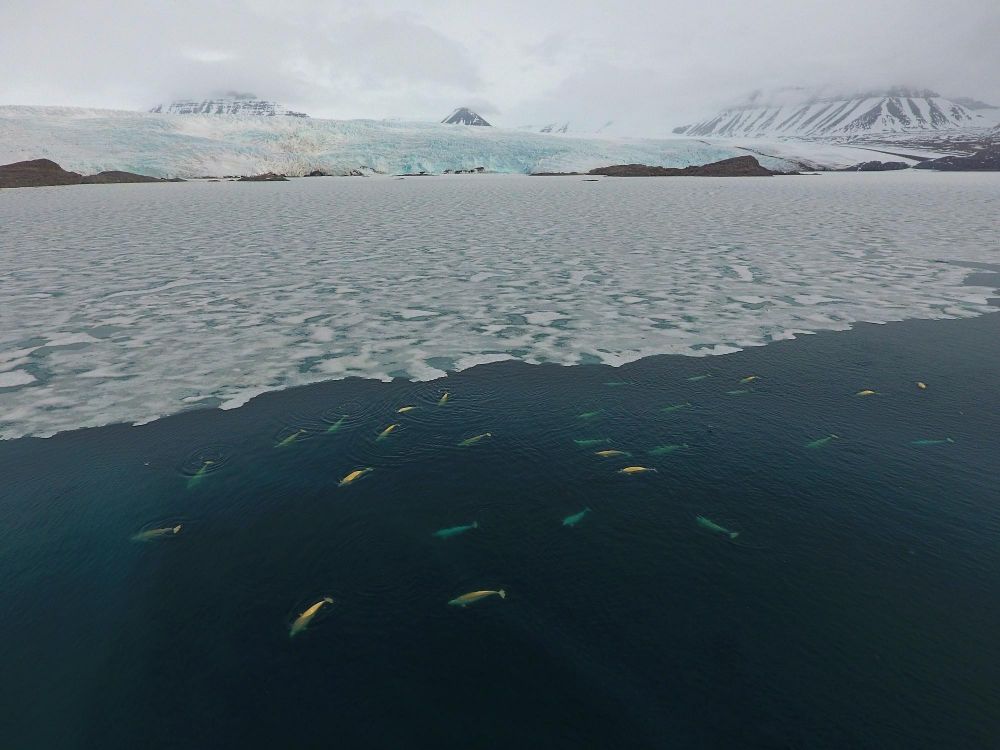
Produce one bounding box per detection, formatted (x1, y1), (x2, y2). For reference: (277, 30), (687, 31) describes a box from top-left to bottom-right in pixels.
(2, 0), (998, 135)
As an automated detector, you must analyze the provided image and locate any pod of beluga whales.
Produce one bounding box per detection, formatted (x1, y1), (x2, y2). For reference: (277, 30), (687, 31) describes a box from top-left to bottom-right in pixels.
(139, 376), (951, 638)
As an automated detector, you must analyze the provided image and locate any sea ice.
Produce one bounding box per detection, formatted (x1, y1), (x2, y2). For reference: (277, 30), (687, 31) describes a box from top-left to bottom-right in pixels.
(0, 371), (35, 388)
(0, 172), (997, 439)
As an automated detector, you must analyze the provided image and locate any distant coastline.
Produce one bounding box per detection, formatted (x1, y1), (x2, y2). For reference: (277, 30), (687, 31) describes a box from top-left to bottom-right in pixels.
(1, 154), (797, 188)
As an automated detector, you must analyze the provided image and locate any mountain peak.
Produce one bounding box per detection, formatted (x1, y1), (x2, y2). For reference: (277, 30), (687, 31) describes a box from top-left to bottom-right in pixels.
(442, 108), (491, 126)
(150, 97), (307, 117)
(675, 90), (979, 139)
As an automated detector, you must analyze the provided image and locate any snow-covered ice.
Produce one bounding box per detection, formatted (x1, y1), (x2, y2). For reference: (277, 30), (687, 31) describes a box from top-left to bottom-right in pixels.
(0, 171), (997, 439)
(0, 371), (35, 388)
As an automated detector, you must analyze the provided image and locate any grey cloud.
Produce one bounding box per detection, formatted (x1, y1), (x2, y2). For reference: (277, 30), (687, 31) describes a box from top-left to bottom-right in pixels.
(1, 0), (997, 133)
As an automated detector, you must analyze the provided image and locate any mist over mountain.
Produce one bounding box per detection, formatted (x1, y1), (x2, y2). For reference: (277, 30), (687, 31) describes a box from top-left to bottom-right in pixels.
(949, 96), (996, 111)
(151, 94), (307, 117)
(673, 88), (998, 139)
(2, 1), (998, 139)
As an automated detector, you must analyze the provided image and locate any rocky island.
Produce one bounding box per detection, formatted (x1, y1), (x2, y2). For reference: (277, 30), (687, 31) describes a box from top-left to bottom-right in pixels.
(237, 172), (289, 181)
(533, 155), (784, 177)
(0, 159), (180, 188)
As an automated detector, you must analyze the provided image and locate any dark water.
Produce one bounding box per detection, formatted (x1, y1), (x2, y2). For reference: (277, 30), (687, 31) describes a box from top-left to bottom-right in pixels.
(2, 305), (1000, 749)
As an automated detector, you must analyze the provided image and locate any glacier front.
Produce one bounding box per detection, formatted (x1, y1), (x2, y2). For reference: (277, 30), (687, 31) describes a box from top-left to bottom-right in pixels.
(0, 106), (793, 178)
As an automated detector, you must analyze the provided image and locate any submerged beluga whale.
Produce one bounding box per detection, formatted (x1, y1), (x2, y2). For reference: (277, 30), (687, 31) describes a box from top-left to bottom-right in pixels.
(131, 524), (182, 542)
(289, 597), (334, 638)
(448, 589), (506, 607)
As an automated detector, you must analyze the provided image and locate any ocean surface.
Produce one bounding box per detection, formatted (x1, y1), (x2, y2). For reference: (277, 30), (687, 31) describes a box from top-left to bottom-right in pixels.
(1, 175), (999, 748)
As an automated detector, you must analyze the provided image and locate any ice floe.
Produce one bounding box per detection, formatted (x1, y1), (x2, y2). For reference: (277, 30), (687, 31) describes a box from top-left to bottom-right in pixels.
(0, 172), (997, 439)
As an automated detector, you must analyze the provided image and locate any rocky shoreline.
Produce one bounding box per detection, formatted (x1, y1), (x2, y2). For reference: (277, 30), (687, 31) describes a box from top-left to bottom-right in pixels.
(593, 155), (782, 176)
(0, 159), (182, 188)
(237, 172), (289, 182)
(834, 145), (1000, 172)
(914, 145), (1000, 171)
(838, 161), (910, 172)
(3, 147), (997, 190)
(533, 155), (787, 177)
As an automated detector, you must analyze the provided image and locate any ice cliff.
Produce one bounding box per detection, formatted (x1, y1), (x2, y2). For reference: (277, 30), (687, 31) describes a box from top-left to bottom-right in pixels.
(0, 105), (793, 178)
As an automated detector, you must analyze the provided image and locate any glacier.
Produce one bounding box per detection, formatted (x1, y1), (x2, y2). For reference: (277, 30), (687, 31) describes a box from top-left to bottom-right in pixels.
(0, 106), (793, 178)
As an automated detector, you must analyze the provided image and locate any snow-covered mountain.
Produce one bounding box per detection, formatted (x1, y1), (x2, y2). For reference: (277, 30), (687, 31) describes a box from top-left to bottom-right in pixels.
(674, 89), (989, 138)
(0, 106), (796, 178)
(517, 121), (620, 136)
(442, 108), (490, 126)
(151, 94), (307, 118)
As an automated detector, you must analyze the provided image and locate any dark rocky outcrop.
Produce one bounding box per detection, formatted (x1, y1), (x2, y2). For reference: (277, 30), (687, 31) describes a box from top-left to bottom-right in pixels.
(81, 171), (181, 183)
(839, 161), (910, 172)
(587, 155), (781, 177)
(237, 172), (289, 181)
(0, 159), (83, 188)
(530, 171), (582, 176)
(0, 159), (177, 188)
(913, 146), (1000, 171)
(443, 167), (486, 174)
(304, 169), (371, 177)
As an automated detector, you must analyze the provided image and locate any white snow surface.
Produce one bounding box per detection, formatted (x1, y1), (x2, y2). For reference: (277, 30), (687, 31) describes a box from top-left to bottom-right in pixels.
(708, 139), (951, 170)
(1, 172), (998, 440)
(0, 106), (792, 178)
